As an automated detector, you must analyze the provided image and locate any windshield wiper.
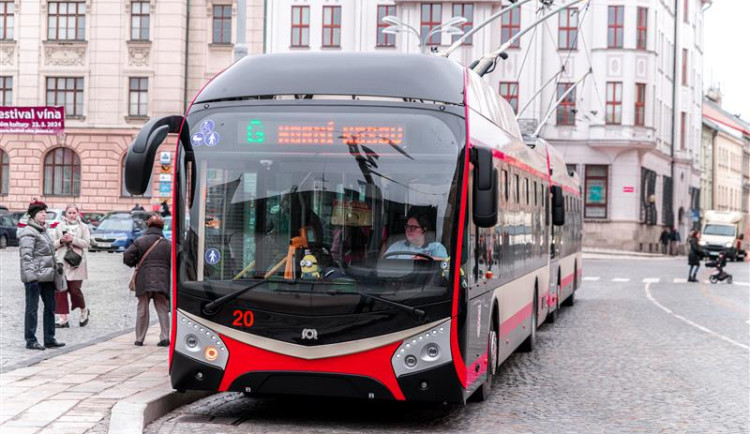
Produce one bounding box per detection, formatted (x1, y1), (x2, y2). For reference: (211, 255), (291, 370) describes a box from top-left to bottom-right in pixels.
(325, 289), (426, 320)
(202, 279), (271, 315)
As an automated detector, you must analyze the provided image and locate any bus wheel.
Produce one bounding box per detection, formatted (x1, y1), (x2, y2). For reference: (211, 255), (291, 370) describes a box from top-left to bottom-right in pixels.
(548, 283), (559, 324)
(471, 320), (497, 402)
(518, 290), (537, 353)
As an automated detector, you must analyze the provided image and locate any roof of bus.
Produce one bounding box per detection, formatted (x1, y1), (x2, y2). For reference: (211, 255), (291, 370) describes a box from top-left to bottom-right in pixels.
(193, 53), (466, 106)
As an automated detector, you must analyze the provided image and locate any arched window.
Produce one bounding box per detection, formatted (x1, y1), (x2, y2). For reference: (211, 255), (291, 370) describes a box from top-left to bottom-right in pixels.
(0, 149), (8, 195)
(44, 147), (80, 196)
(121, 155), (152, 197)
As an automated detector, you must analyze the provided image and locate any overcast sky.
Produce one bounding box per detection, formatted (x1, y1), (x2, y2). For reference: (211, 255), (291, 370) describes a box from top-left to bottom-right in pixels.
(703, 0), (749, 120)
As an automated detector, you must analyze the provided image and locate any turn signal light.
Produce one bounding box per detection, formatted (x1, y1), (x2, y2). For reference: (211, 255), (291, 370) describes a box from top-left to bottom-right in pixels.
(204, 346), (219, 361)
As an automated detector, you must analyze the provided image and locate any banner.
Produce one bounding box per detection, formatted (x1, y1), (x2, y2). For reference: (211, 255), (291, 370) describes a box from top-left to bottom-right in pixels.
(0, 106), (65, 135)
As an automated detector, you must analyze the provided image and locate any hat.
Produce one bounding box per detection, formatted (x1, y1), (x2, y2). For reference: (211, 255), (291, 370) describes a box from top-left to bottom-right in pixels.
(27, 201), (48, 219)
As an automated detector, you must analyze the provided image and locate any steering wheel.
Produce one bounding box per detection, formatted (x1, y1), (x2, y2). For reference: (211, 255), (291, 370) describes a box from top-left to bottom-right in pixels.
(382, 251), (435, 261)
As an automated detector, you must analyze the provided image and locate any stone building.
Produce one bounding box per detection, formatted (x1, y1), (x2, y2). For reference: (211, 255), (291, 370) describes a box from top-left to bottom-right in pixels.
(0, 0), (264, 213)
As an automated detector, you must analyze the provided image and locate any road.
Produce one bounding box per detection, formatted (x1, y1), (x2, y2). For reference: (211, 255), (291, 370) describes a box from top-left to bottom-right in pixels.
(145, 255), (749, 433)
(0, 247), (160, 371)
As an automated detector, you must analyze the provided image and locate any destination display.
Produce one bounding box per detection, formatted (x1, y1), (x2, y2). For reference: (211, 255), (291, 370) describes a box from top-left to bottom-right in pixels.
(242, 119), (404, 146)
(0, 106), (65, 135)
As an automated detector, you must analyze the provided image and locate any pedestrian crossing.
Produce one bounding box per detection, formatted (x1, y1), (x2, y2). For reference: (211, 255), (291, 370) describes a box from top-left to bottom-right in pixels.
(579, 276), (750, 286)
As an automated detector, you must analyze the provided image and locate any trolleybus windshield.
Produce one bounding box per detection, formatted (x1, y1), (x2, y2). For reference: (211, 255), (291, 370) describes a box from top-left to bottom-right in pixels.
(177, 105), (465, 316)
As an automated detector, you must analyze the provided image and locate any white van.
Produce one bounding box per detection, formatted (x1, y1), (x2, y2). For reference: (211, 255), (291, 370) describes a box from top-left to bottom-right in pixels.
(700, 210), (749, 261)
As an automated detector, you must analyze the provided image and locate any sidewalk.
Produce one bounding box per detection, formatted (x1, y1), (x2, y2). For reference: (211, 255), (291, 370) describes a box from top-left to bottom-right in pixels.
(0, 325), (205, 434)
(582, 247), (674, 258)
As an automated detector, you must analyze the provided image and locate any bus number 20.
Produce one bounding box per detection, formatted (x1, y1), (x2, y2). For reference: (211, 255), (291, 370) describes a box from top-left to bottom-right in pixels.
(232, 310), (254, 328)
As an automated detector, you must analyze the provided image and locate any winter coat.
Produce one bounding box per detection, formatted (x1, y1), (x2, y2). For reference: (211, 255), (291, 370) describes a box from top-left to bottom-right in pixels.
(688, 236), (702, 266)
(123, 227), (170, 297)
(53, 218), (91, 281)
(19, 220), (56, 283)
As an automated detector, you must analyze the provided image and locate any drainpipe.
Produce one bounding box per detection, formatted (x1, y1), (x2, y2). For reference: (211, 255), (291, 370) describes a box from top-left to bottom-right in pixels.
(263, 0), (268, 53)
(670, 0), (678, 229)
(234, 0), (247, 61)
(183, 0), (191, 112)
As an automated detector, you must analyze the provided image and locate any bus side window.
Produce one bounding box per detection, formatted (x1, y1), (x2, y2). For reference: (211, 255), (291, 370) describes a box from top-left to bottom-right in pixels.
(502, 169), (509, 202)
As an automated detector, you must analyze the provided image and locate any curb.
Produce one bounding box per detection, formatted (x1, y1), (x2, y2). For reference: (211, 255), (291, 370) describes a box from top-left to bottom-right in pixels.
(108, 388), (214, 433)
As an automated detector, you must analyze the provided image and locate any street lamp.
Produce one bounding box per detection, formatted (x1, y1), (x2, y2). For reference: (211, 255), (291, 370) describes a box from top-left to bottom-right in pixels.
(382, 15), (467, 54)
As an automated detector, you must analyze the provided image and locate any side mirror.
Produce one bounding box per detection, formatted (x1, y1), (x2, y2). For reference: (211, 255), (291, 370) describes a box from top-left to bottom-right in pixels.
(125, 116), (192, 196)
(551, 185), (565, 226)
(472, 147), (498, 228)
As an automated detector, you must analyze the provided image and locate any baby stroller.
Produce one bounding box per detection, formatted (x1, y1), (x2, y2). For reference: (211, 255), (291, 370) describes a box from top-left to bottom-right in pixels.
(705, 251), (732, 284)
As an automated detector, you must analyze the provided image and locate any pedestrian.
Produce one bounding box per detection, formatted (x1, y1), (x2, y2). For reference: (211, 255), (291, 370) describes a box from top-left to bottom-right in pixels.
(687, 230), (703, 282)
(123, 214), (171, 347)
(670, 227), (681, 255)
(160, 200), (170, 217)
(659, 228), (670, 255)
(19, 201), (65, 350)
(53, 204), (91, 328)
(131, 203), (145, 211)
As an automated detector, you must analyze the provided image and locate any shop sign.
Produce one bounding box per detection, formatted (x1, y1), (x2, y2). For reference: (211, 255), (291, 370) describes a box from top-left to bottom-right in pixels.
(0, 106), (65, 135)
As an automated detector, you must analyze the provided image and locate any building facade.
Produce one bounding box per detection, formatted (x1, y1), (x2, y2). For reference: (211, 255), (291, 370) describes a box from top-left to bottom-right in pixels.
(264, 0), (707, 251)
(0, 0), (264, 213)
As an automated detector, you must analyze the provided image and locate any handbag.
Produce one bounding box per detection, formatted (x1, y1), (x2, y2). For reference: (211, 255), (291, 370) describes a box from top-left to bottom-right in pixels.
(64, 246), (82, 267)
(129, 238), (164, 291)
(54, 262), (67, 292)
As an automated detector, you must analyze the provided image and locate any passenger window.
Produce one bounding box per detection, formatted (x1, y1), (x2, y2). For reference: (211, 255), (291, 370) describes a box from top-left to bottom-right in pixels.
(514, 174), (520, 203)
(502, 169), (509, 202)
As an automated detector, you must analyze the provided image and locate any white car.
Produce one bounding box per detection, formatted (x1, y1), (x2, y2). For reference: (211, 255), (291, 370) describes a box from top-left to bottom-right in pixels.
(17, 208), (66, 238)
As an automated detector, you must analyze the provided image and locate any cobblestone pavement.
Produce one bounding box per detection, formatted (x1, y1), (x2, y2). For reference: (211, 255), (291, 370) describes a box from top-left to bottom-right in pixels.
(0, 247), (161, 371)
(146, 257), (749, 433)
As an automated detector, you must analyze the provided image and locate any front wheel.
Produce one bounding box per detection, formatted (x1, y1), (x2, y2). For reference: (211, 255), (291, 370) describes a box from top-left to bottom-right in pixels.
(727, 275), (733, 284)
(0, 235), (7, 249)
(709, 275), (718, 284)
(547, 284), (559, 324)
(471, 322), (498, 402)
(518, 291), (538, 352)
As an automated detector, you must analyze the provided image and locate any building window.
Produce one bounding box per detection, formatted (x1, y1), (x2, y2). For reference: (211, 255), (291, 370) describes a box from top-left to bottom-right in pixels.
(558, 7), (577, 50)
(213, 5), (231, 44)
(635, 83), (646, 127)
(0, 1), (13, 40)
(122, 156), (152, 197)
(129, 77), (148, 117)
(662, 175), (673, 226)
(322, 6), (341, 48)
(421, 3), (442, 46)
(499, 82), (519, 114)
(43, 147), (80, 197)
(47, 1), (86, 41)
(605, 82), (622, 124)
(556, 83), (576, 126)
(584, 165), (608, 219)
(0, 149), (7, 195)
(683, 0), (689, 23)
(46, 77), (83, 117)
(501, 6), (520, 48)
(607, 5), (623, 48)
(0, 76), (10, 105)
(680, 112), (687, 150)
(681, 48), (688, 86)
(636, 7), (647, 50)
(376, 5), (396, 47)
(130, 1), (150, 41)
(452, 3), (473, 45)
(291, 6), (310, 47)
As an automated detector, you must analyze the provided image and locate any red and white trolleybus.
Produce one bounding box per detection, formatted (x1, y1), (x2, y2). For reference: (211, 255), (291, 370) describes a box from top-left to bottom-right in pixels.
(125, 53), (582, 403)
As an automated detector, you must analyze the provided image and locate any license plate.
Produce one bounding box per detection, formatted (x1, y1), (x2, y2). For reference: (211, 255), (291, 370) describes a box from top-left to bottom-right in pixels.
(98, 242), (111, 248)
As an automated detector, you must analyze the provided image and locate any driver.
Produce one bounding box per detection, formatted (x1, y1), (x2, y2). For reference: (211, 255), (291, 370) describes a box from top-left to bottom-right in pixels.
(384, 211), (447, 260)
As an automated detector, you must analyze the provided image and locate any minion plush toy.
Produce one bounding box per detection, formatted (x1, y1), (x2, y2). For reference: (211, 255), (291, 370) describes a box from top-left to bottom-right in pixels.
(300, 251), (321, 280)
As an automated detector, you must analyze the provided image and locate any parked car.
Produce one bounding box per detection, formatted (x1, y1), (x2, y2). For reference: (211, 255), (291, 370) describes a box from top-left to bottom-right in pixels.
(82, 212), (105, 228)
(89, 215), (146, 252)
(17, 208), (66, 238)
(0, 214), (20, 248)
(0, 205), (9, 215)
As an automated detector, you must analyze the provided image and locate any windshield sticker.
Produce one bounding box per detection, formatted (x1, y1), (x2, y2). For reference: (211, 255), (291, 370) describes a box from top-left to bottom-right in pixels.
(191, 132), (204, 147)
(200, 119), (215, 134)
(206, 131), (221, 147)
(205, 248), (221, 265)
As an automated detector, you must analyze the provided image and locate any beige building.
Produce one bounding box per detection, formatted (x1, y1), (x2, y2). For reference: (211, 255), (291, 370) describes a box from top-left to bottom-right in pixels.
(702, 94), (748, 214)
(0, 0), (264, 213)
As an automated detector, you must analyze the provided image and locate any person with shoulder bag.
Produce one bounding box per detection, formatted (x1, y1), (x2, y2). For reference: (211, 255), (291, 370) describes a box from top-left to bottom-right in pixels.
(124, 214), (171, 347)
(19, 201), (65, 350)
(53, 204), (91, 328)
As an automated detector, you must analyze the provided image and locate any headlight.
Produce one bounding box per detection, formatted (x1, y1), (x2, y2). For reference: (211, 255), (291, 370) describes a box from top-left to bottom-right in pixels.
(725, 242), (733, 248)
(699, 240), (707, 246)
(391, 319), (452, 377)
(175, 311), (229, 369)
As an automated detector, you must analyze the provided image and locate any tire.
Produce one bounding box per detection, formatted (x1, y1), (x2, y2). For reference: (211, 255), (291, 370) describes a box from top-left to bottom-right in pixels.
(709, 275), (718, 284)
(471, 320), (498, 402)
(562, 289), (575, 307)
(519, 290), (537, 353)
(0, 235), (7, 249)
(727, 275), (733, 284)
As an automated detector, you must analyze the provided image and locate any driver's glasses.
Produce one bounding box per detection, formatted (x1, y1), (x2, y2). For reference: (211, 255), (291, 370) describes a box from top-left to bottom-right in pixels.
(405, 224), (422, 232)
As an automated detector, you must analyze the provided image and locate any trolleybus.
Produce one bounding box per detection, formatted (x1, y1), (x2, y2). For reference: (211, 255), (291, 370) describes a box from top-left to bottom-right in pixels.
(125, 52), (582, 403)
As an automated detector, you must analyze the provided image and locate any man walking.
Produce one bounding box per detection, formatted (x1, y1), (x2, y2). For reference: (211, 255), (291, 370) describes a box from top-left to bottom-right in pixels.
(659, 228), (670, 255)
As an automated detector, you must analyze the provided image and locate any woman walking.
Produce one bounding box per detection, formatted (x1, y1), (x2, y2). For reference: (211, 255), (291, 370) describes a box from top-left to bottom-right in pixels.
(124, 214), (171, 346)
(19, 201), (65, 350)
(688, 230), (703, 282)
(53, 204), (91, 328)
